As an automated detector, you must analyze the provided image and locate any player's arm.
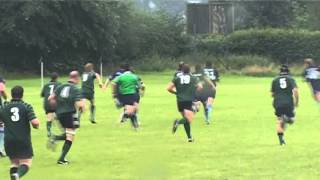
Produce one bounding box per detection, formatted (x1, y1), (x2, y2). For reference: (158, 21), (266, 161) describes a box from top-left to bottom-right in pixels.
(0, 83), (7, 100)
(167, 82), (176, 94)
(26, 104), (40, 129)
(31, 118), (40, 129)
(48, 93), (56, 105)
(111, 82), (118, 98)
(204, 76), (215, 89)
(95, 73), (103, 88)
(215, 69), (220, 82)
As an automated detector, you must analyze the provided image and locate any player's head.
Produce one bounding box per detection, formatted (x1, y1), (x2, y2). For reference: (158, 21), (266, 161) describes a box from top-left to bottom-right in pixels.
(182, 64), (191, 74)
(0, 77), (5, 84)
(195, 64), (202, 73)
(205, 61), (212, 68)
(50, 72), (59, 82)
(178, 61), (185, 71)
(69, 71), (80, 84)
(122, 63), (131, 72)
(280, 64), (290, 75)
(11, 86), (24, 100)
(304, 58), (314, 67)
(84, 63), (94, 72)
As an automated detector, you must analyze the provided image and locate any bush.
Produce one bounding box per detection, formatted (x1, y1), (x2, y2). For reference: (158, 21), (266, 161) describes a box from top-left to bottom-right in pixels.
(200, 28), (320, 64)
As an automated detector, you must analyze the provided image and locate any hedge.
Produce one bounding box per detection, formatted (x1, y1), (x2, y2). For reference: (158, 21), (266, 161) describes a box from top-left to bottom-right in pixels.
(199, 28), (320, 63)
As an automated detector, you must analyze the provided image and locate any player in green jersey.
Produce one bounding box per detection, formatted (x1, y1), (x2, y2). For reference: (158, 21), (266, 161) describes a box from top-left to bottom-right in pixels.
(271, 65), (299, 145)
(40, 72), (61, 137)
(80, 63), (103, 124)
(168, 64), (202, 142)
(0, 86), (40, 180)
(48, 71), (85, 165)
(193, 64), (216, 124)
(112, 64), (142, 130)
(0, 77), (8, 157)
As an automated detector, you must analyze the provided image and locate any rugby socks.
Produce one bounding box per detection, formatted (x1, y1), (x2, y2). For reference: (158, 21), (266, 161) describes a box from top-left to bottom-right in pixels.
(277, 132), (285, 145)
(183, 121), (192, 139)
(54, 133), (66, 141)
(10, 167), (18, 180)
(59, 140), (72, 161)
(129, 114), (138, 128)
(178, 118), (187, 125)
(206, 105), (213, 121)
(90, 105), (96, 122)
(46, 121), (52, 137)
(0, 127), (4, 152)
(17, 164), (29, 178)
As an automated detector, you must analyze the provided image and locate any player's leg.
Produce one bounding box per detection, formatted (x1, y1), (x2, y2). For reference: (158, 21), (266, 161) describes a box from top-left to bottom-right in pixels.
(205, 97), (214, 124)
(17, 158), (32, 178)
(9, 159), (19, 180)
(124, 105), (138, 129)
(183, 109), (194, 142)
(276, 117), (286, 145)
(57, 128), (75, 164)
(89, 98), (96, 123)
(0, 123), (5, 156)
(46, 112), (55, 137)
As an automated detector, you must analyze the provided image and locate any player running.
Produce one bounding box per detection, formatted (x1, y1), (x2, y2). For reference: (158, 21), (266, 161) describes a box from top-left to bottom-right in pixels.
(193, 64), (216, 124)
(303, 58), (320, 105)
(48, 71), (85, 165)
(271, 65), (299, 146)
(0, 86), (40, 180)
(79, 63), (103, 124)
(0, 77), (8, 157)
(40, 72), (61, 137)
(112, 64), (142, 130)
(203, 61), (220, 86)
(168, 64), (202, 142)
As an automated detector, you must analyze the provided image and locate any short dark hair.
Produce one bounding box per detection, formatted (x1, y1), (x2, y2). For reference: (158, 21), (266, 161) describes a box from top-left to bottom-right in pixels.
(11, 86), (24, 99)
(0, 77), (5, 83)
(51, 72), (59, 82)
(205, 61), (212, 68)
(178, 61), (185, 71)
(280, 64), (290, 74)
(121, 63), (131, 71)
(182, 64), (190, 74)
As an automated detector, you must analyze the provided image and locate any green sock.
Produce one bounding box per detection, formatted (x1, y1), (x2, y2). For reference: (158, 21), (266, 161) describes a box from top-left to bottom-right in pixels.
(178, 118), (187, 125)
(183, 121), (192, 139)
(46, 121), (52, 136)
(90, 105), (96, 121)
(59, 140), (72, 161)
(54, 133), (66, 141)
(17, 164), (29, 178)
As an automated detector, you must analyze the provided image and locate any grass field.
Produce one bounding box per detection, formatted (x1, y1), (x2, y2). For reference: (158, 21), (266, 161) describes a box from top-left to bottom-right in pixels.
(1, 73), (320, 180)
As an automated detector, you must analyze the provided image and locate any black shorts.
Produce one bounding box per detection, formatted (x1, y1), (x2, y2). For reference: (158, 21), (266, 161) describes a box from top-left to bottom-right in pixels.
(81, 92), (94, 101)
(5, 140), (33, 159)
(57, 113), (77, 129)
(274, 106), (295, 118)
(177, 101), (193, 112)
(45, 107), (56, 114)
(310, 80), (320, 94)
(195, 89), (216, 103)
(118, 94), (139, 106)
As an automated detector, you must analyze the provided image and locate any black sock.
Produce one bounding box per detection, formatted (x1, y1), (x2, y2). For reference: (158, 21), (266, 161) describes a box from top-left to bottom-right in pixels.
(183, 121), (192, 139)
(59, 140), (72, 161)
(17, 164), (29, 178)
(90, 105), (96, 121)
(178, 118), (187, 125)
(130, 114), (138, 127)
(10, 167), (18, 180)
(54, 133), (66, 141)
(47, 121), (52, 134)
(277, 132), (284, 142)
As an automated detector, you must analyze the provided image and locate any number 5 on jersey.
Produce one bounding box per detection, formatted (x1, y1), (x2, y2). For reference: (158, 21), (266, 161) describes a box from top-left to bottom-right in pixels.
(279, 78), (287, 89)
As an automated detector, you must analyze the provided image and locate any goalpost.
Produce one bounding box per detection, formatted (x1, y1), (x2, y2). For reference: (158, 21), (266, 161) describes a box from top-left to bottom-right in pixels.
(40, 56), (44, 89)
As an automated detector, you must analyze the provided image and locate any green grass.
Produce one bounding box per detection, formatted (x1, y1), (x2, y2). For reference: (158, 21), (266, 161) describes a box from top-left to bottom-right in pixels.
(1, 73), (320, 180)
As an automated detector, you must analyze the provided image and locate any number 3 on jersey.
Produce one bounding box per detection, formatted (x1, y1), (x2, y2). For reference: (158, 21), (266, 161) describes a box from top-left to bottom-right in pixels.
(180, 75), (190, 84)
(11, 107), (20, 122)
(279, 78), (287, 89)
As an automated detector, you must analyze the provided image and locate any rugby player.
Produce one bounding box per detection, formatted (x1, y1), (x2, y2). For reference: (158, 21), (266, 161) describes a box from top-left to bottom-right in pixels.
(203, 61), (220, 86)
(168, 64), (202, 142)
(79, 63), (103, 124)
(271, 65), (299, 145)
(48, 71), (85, 164)
(0, 77), (8, 157)
(40, 72), (61, 137)
(112, 64), (142, 130)
(173, 61), (185, 78)
(193, 64), (216, 124)
(0, 86), (40, 180)
(303, 58), (320, 104)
